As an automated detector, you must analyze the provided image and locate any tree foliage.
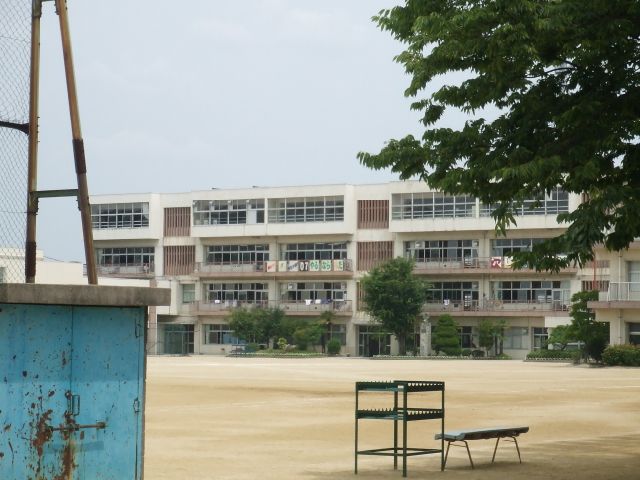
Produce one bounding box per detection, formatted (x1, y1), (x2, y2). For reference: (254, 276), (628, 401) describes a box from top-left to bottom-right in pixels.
(360, 257), (427, 355)
(229, 307), (285, 346)
(432, 314), (460, 355)
(477, 318), (506, 355)
(569, 290), (609, 361)
(359, 1), (640, 271)
(547, 324), (576, 350)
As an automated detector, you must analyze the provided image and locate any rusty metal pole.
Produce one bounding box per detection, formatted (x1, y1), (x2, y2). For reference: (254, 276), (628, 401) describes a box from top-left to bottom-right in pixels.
(25, 0), (43, 283)
(55, 0), (97, 284)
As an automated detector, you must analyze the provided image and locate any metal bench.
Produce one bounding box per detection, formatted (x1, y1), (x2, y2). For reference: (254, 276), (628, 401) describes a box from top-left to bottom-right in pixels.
(435, 426), (529, 469)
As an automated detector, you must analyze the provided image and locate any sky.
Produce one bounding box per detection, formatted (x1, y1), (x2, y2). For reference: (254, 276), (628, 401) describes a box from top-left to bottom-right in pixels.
(34, 0), (443, 262)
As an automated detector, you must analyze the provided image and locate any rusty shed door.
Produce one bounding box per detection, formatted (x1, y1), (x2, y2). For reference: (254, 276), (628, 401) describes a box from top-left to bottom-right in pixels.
(0, 304), (146, 480)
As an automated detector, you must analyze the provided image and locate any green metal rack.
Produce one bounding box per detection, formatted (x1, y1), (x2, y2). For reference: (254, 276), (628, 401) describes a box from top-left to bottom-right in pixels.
(355, 380), (445, 477)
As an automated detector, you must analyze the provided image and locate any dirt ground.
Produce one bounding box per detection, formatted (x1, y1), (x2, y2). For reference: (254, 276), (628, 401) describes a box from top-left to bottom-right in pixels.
(143, 357), (640, 480)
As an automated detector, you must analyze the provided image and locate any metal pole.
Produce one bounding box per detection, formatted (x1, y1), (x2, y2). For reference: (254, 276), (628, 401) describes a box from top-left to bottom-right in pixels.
(55, 0), (97, 284)
(25, 0), (43, 283)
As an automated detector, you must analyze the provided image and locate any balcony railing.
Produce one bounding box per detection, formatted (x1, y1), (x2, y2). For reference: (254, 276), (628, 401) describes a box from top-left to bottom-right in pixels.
(195, 259), (353, 275)
(605, 282), (640, 302)
(413, 257), (576, 272)
(189, 299), (353, 314)
(195, 262), (265, 274)
(93, 264), (155, 277)
(423, 299), (569, 313)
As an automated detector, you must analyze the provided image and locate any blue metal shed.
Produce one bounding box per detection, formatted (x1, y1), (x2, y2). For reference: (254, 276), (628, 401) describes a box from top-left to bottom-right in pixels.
(0, 284), (170, 480)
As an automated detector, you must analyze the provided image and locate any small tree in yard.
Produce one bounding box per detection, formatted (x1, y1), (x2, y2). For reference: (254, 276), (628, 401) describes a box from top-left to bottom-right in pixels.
(433, 314), (460, 356)
(478, 319), (495, 356)
(570, 290), (609, 362)
(229, 307), (284, 346)
(361, 257), (427, 355)
(548, 324), (576, 351)
(228, 308), (257, 343)
(477, 319), (507, 356)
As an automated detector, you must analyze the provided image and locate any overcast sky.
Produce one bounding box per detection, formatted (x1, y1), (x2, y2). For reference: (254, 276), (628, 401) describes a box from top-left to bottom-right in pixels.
(35, 0), (438, 262)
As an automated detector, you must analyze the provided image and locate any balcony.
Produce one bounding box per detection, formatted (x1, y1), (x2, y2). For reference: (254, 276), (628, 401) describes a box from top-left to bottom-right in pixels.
(413, 257), (577, 275)
(93, 264), (155, 278)
(188, 299), (353, 316)
(590, 283), (640, 310)
(422, 299), (570, 317)
(193, 259), (354, 279)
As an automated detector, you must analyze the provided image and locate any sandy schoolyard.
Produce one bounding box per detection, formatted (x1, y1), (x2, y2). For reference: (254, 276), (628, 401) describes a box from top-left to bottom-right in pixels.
(143, 356), (640, 480)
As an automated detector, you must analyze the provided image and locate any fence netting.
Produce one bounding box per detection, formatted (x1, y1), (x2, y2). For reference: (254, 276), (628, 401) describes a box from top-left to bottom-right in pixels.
(0, 0), (31, 282)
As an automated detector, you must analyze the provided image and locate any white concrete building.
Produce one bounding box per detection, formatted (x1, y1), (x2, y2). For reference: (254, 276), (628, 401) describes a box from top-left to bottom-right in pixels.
(88, 181), (600, 359)
(588, 243), (640, 347)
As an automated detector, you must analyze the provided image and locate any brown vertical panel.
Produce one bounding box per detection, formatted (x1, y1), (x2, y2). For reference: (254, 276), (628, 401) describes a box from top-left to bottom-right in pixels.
(358, 200), (389, 229)
(164, 207), (191, 237)
(164, 245), (195, 275)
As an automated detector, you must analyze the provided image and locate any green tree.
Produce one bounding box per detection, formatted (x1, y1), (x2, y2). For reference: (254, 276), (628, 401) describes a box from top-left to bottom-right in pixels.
(229, 307), (284, 346)
(570, 290), (609, 361)
(228, 308), (257, 343)
(254, 307), (285, 347)
(547, 324), (577, 351)
(292, 322), (323, 351)
(478, 319), (495, 355)
(361, 257), (427, 355)
(477, 319), (506, 356)
(359, 1), (640, 271)
(433, 314), (460, 355)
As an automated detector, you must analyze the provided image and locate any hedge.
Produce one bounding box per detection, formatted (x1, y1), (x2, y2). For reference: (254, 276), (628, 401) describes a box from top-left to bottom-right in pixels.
(526, 349), (579, 361)
(601, 344), (640, 366)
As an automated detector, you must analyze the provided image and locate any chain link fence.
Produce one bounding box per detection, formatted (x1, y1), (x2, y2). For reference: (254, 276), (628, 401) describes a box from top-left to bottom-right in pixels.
(0, 0), (31, 283)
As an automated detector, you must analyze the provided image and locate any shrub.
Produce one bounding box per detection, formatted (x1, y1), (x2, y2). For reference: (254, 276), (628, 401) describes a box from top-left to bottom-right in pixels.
(526, 349), (579, 360)
(327, 339), (342, 355)
(602, 344), (640, 366)
(433, 314), (460, 355)
(277, 337), (287, 350)
(293, 329), (309, 351)
(461, 349), (472, 357)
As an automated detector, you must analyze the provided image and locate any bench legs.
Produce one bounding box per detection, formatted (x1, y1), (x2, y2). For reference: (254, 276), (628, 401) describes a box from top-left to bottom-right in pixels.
(444, 436), (522, 470)
(444, 440), (475, 469)
(492, 436), (522, 464)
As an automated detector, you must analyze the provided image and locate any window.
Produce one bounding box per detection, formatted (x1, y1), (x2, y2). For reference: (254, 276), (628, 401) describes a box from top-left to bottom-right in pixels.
(203, 324), (241, 345)
(91, 202), (149, 229)
(281, 242), (347, 261)
(581, 280), (609, 292)
(406, 240), (478, 262)
(480, 188), (569, 217)
(267, 196), (344, 223)
(532, 327), (548, 350)
(328, 324), (347, 345)
(182, 284), (195, 304)
(96, 247), (154, 268)
(280, 281), (346, 302)
(503, 327), (528, 349)
(630, 323), (640, 346)
(459, 326), (474, 349)
(193, 199), (265, 226)
(391, 193), (476, 220)
(206, 283), (268, 304)
(491, 280), (570, 306)
(427, 282), (479, 304)
(490, 238), (546, 257)
(205, 244), (269, 265)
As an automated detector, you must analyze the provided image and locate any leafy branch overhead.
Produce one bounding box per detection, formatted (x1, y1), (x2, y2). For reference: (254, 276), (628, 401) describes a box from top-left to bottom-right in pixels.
(359, 0), (640, 271)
